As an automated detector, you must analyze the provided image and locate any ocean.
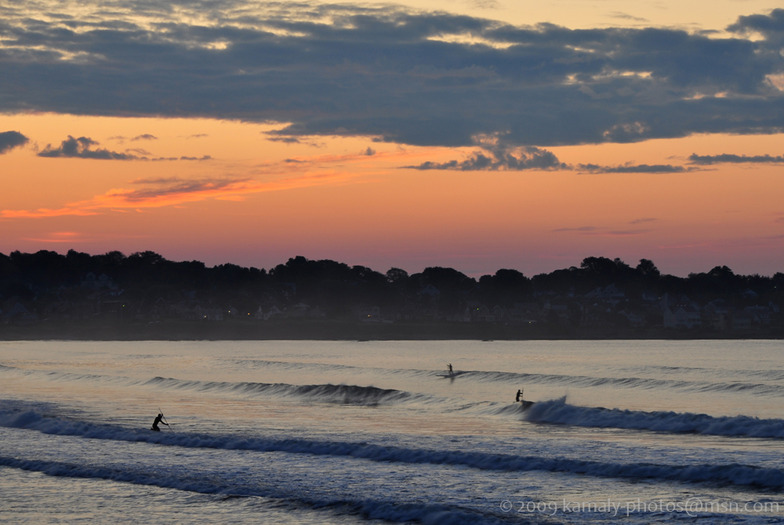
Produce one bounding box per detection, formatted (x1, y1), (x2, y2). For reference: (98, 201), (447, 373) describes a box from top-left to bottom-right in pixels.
(1, 339), (782, 524)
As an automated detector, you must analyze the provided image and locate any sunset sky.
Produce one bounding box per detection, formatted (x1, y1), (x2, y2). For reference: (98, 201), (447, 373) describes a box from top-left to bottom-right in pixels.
(1, 0), (783, 278)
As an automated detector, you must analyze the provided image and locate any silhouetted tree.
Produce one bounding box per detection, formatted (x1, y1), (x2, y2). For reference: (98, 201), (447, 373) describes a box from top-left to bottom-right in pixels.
(636, 259), (660, 279)
(478, 269), (531, 306)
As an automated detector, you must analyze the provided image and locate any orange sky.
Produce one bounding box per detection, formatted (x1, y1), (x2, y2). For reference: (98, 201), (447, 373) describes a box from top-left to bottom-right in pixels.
(2, 112), (782, 277)
(1, 1), (783, 277)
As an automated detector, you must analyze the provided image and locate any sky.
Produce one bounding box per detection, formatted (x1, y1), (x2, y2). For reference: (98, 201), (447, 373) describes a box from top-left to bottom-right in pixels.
(1, 0), (783, 278)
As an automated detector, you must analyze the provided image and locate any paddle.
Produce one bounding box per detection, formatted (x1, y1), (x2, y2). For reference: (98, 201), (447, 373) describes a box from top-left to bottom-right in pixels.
(158, 407), (174, 432)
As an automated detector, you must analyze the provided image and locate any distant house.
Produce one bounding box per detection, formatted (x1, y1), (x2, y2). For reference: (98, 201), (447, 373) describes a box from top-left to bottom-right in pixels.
(2, 302), (39, 324)
(262, 305), (283, 320)
(586, 284), (626, 305)
(704, 300), (730, 330)
(358, 306), (382, 322)
(285, 303), (326, 319)
(662, 294), (702, 329)
(741, 305), (772, 327)
(193, 306), (225, 321)
(418, 284), (441, 298)
(507, 302), (541, 325)
(81, 272), (118, 291)
(470, 304), (495, 323)
(619, 309), (645, 328)
(543, 301), (570, 323)
(731, 310), (754, 331)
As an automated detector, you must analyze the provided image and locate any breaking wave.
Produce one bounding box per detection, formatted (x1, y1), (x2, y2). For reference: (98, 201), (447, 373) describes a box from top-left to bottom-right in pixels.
(463, 370), (784, 397)
(524, 397), (784, 439)
(146, 376), (418, 405)
(0, 454), (513, 525)
(2, 405), (782, 491)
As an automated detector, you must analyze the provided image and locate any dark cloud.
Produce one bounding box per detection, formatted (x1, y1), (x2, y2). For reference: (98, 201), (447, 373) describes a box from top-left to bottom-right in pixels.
(688, 153), (784, 164)
(728, 9), (784, 42)
(578, 163), (689, 173)
(268, 137), (304, 144)
(410, 145), (567, 170)
(38, 135), (211, 161)
(0, 130), (29, 154)
(38, 136), (139, 159)
(410, 144), (696, 173)
(151, 155), (212, 161)
(176, 155), (212, 161)
(1, 3), (783, 148)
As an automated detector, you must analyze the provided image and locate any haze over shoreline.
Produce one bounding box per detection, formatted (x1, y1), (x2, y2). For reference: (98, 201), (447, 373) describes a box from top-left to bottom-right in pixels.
(1, 250), (781, 341)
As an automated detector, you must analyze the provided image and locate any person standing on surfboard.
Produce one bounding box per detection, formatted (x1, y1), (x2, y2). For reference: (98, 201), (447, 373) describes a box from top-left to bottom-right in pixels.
(151, 413), (168, 431)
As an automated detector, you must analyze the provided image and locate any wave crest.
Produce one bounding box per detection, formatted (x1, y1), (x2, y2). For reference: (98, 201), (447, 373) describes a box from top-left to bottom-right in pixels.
(146, 376), (414, 405)
(2, 405), (783, 491)
(525, 397), (784, 438)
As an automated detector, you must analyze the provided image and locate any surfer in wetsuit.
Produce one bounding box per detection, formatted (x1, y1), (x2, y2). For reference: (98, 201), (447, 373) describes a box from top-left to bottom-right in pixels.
(447, 364), (453, 375)
(151, 413), (168, 431)
(516, 389), (523, 403)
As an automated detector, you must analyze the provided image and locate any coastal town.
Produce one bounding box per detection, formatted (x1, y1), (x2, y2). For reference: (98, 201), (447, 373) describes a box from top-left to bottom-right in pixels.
(2, 250), (782, 339)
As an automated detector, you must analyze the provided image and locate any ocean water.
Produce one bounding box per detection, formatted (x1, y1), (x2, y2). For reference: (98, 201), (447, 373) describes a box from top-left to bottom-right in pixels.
(1, 339), (783, 524)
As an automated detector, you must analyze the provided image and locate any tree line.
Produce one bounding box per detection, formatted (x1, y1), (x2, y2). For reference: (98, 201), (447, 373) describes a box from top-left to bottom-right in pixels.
(1, 250), (782, 339)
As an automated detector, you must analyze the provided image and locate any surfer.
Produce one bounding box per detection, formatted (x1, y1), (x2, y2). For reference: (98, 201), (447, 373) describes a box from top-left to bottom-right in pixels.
(151, 413), (168, 432)
(447, 363), (453, 375)
(515, 389), (523, 403)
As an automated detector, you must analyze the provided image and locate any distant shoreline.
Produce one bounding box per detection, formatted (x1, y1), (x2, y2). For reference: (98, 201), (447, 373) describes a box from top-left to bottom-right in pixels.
(2, 319), (780, 341)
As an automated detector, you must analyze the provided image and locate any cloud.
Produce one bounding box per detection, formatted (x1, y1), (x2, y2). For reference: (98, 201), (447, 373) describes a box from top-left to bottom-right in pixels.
(0, 169), (360, 218)
(120, 176), (250, 202)
(609, 12), (649, 23)
(23, 231), (89, 244)
(409, 142), (693, 173)
(151, 155), (213, 161)
(688, 153), (784, 164)
(0, 176), (257, 218)
(38, 136), (140, 159)
(0, 131), (29, 154)
(37, 135), (212, 161)
(630, 217), (658, 225)
(409, 145), (567, 171)
(553, 225), (650, 236)
(269, 136), (305, 144)
(553, 226), (599, 233)
(1, 3), (783, 149)
(728, 9), (784, 41)
(578, 163), (690, 173)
